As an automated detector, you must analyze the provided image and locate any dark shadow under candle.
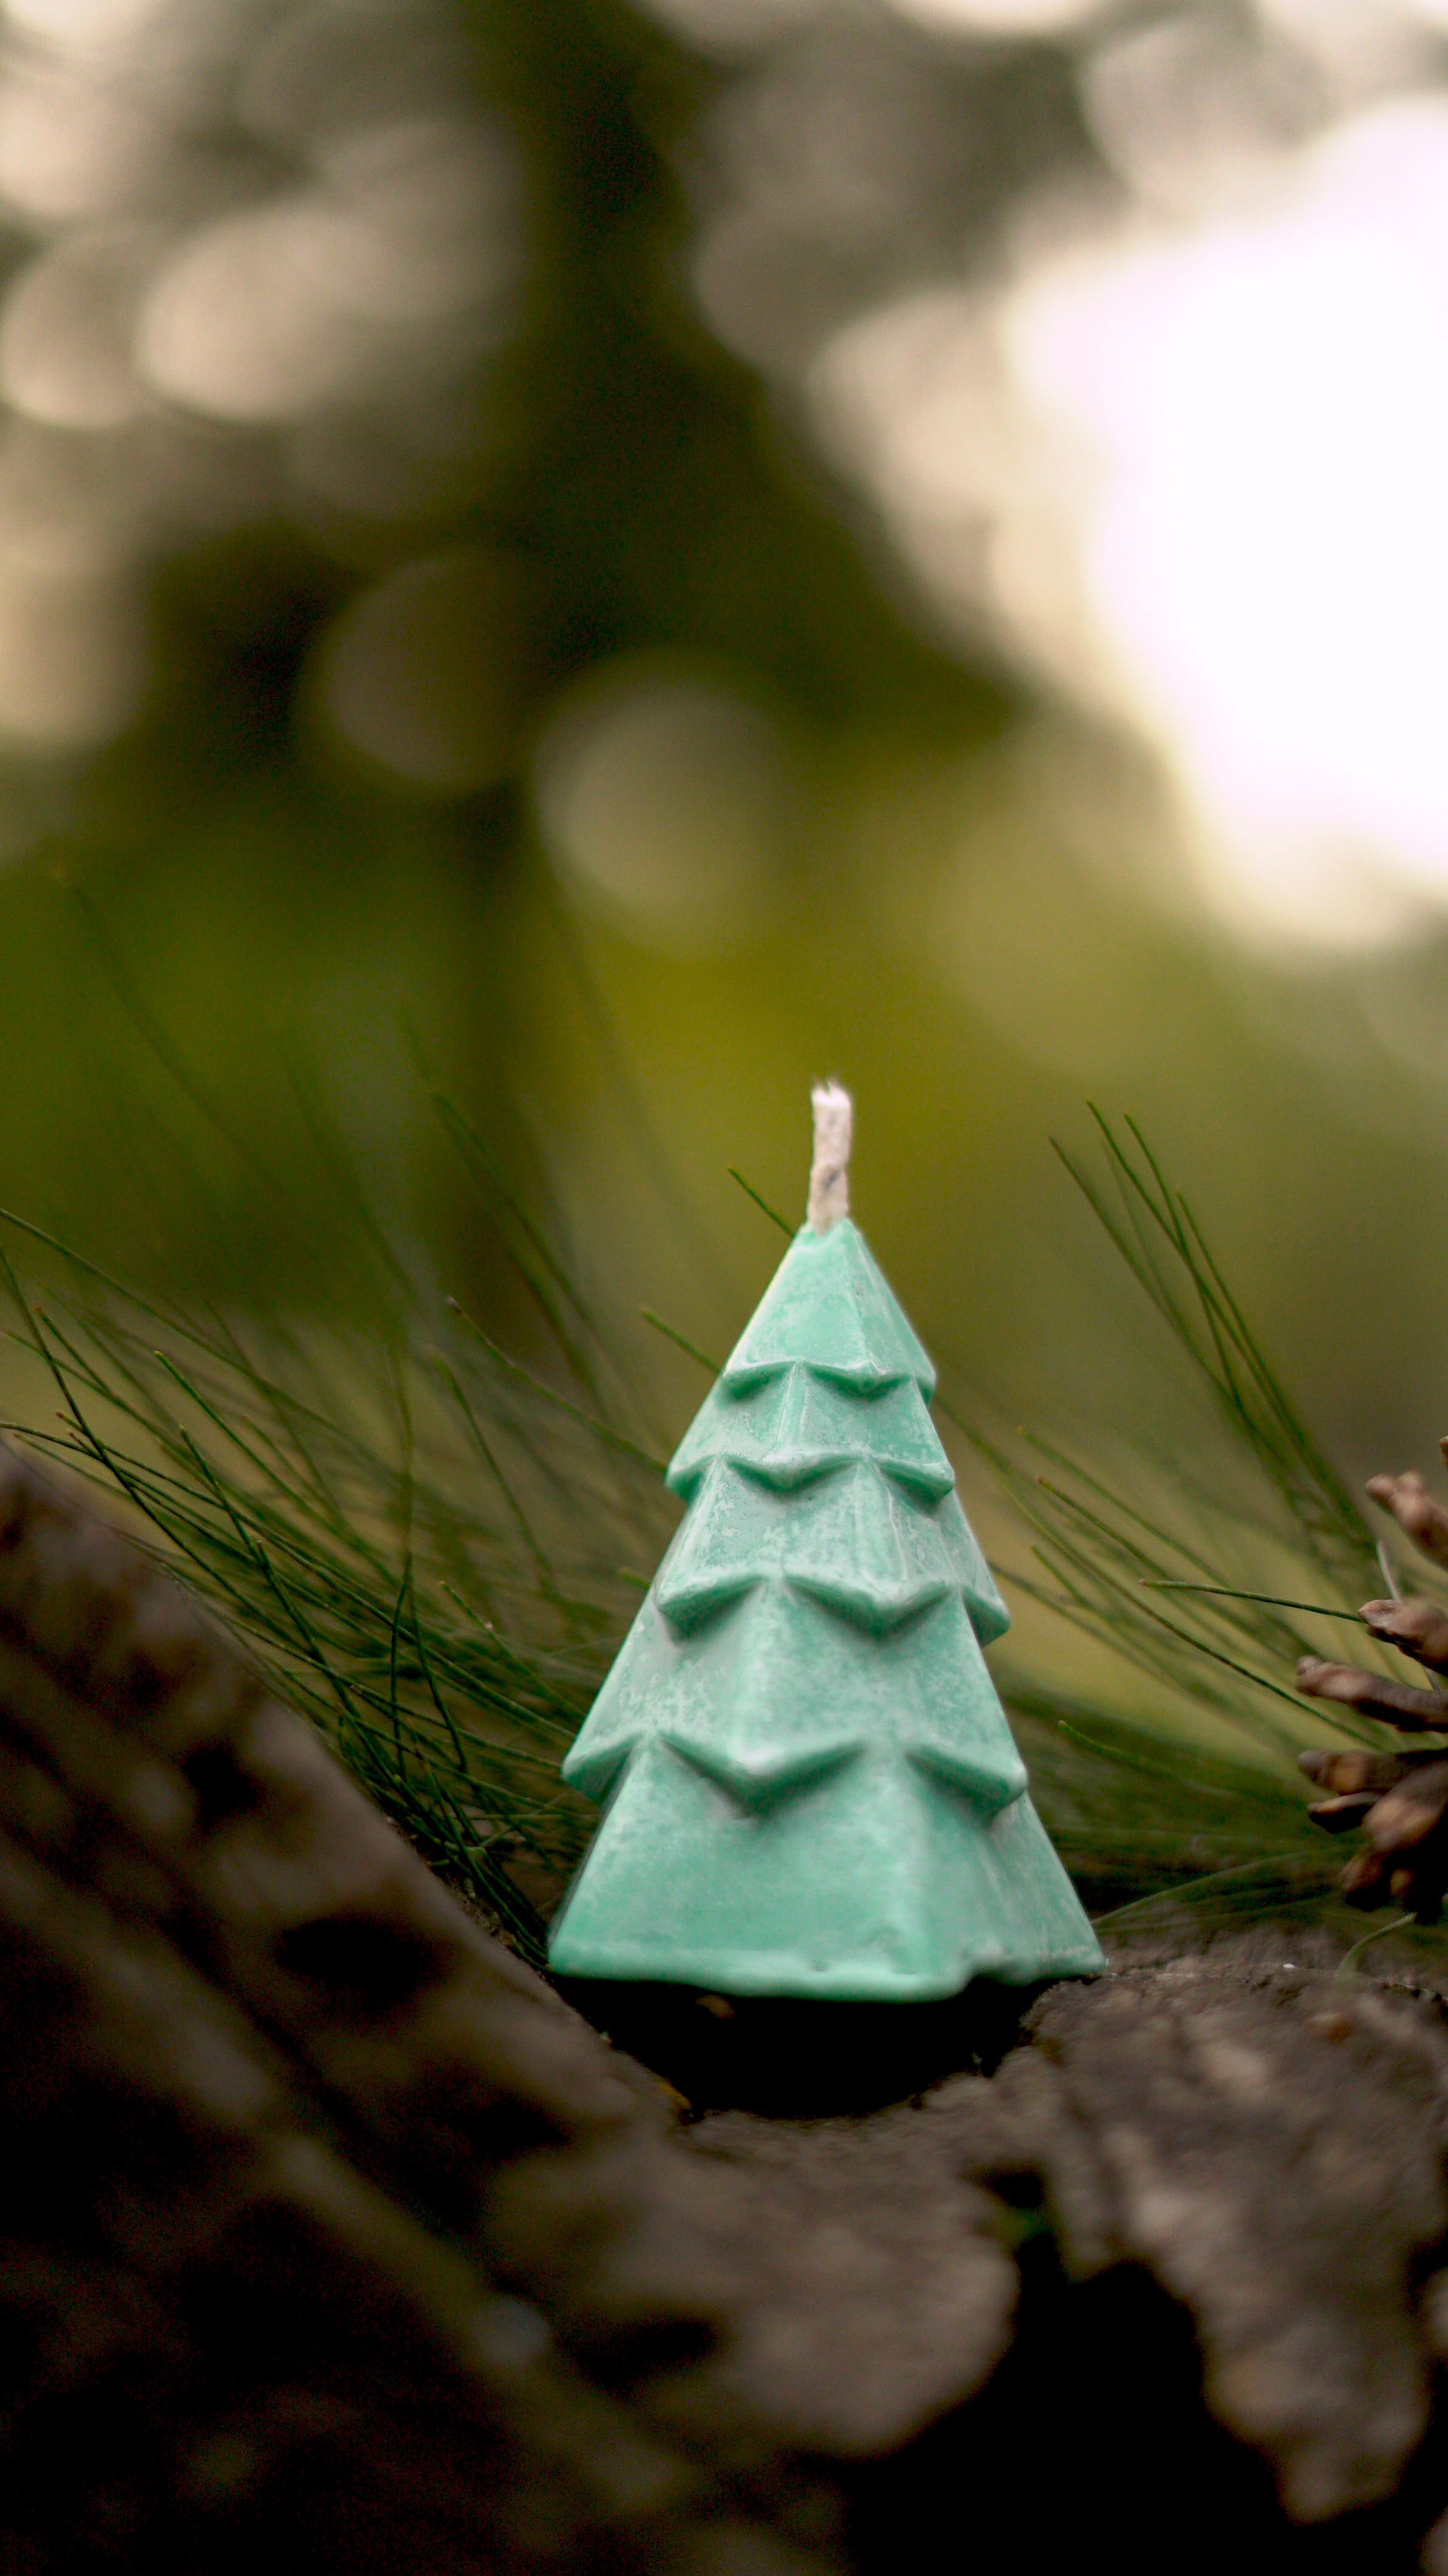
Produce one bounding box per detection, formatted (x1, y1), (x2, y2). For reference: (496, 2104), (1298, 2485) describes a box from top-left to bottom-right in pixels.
(553, 1974), (1065, 2115)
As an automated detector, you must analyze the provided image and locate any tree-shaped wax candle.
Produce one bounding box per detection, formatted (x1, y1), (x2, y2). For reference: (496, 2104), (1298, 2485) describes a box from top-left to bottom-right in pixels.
(548, 1088), (1105, 2001)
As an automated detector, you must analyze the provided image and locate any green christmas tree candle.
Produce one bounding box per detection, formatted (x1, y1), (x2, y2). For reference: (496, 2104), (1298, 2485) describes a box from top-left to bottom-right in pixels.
(548, 1087), (1105, 2002)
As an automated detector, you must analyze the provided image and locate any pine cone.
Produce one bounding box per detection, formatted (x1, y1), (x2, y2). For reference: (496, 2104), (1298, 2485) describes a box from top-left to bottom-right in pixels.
(1298, 1452), (1448, 1920)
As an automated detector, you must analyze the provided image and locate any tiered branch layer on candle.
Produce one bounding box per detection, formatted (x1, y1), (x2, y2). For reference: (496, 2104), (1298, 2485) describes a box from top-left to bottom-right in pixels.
(550, 1219), (1104, 1999)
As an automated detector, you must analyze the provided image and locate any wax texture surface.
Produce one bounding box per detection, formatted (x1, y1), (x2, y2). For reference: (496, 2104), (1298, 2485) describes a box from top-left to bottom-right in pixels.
(548, 1220), (1106, 1999)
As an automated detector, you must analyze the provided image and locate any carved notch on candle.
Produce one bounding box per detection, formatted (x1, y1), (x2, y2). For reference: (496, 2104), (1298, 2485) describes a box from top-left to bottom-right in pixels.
(808, 1082), (851, 1235)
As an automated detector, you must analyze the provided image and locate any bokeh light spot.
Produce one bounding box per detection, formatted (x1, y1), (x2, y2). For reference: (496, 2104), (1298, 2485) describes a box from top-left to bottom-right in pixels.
(316, 545), (529, 796)
(1, 227), (159, 430)
(136, 115), (521, 425)
(1004, 96), (1448, 946)
(0, 519), (145, 748)
(0, 57), (168, 224)
(533, 667), (791, 949)
(629, 0), (826, 53)
(5, 0), (168, 46)
(886, 0), (1102, 29)
(811, 89), (1448, 953)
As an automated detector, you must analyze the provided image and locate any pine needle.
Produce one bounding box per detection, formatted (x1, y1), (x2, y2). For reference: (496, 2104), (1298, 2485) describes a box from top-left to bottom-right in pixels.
(967, 1112), (1448, 1942)
(1141, 1583), (1366, 1617)
(728, 1169), (794, 1235)
(640, 1310), (723, 1375)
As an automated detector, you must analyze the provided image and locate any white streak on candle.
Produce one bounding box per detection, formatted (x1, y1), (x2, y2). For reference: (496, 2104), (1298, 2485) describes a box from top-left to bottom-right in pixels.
(808, 1081), (852, 1233)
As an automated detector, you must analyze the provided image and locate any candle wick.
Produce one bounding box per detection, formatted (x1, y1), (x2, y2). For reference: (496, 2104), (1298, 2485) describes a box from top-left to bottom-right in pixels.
(808, 1081), (852, 1233)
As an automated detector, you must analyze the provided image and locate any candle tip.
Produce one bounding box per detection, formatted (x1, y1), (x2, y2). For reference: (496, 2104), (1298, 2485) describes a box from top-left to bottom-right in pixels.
(808, 1083), (852, 1233)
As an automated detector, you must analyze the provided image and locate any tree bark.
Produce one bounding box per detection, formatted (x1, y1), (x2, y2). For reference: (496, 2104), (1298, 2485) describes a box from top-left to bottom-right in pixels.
(0, 1444), (1446, 2572)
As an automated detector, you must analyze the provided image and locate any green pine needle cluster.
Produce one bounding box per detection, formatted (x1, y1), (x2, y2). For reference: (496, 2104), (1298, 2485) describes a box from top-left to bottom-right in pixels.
(0, 1134), (675, 1970)
(1, 1097), (1439, 1967)
(971, 1113), (1448, 1950)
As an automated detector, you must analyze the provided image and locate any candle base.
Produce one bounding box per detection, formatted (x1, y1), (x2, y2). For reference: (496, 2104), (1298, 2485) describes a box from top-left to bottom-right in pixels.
(554, 1973), (1069, 2115)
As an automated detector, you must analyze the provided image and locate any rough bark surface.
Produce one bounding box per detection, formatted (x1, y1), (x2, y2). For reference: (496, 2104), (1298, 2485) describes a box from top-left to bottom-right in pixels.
(2, 1444), (1448, 2570)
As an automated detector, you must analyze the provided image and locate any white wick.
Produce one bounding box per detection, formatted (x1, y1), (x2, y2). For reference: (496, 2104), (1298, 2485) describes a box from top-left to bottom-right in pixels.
(808, 1082), (852, 1233)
